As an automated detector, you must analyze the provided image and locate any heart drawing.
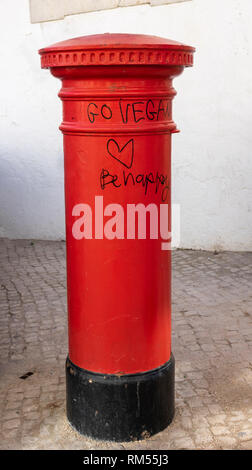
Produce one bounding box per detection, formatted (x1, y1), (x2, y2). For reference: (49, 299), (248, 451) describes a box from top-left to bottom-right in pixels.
(107, 138), (134, 169)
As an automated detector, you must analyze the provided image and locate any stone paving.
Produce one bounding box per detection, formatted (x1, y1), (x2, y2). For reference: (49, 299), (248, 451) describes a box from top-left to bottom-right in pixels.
(0, 238), (251, 450)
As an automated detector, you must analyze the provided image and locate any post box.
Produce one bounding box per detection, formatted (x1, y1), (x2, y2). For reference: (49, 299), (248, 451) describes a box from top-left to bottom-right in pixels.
(39, 33), (195, 442)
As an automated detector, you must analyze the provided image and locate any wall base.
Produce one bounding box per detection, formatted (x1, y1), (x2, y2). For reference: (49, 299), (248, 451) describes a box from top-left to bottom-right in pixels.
(66, 354), (175, 442)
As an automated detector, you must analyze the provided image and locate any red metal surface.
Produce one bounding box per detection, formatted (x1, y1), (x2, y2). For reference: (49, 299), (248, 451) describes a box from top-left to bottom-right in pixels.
(39, 34), (195, 374)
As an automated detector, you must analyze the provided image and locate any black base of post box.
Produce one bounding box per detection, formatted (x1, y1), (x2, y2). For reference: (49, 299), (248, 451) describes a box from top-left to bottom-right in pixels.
(65, 354), (175, 442)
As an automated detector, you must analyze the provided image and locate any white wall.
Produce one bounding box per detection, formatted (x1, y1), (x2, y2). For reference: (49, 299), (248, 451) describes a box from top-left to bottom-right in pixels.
(0, 0), (252, 250)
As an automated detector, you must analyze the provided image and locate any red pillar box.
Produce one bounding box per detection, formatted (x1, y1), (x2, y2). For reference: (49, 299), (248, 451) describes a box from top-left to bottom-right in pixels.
(39, 34), (195, 442)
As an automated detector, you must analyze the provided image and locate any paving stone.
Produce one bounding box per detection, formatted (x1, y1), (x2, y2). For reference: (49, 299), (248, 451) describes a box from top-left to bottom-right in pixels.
(237, 429), (252, 441)
(239, 440), (252, 450)
(181, 416), (193, 430)
(194, 429), (214, 446)
(207, 414), (227, 425)
(211, 425), (230, 436)
(2, 411), (21, 421)
(2, 419), (21, 430)
(216, 436), (238, 449)
(172, 437), (195, 449)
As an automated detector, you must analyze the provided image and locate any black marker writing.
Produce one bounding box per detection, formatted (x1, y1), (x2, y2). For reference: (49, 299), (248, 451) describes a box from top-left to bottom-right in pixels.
(107, 138), (134, 169)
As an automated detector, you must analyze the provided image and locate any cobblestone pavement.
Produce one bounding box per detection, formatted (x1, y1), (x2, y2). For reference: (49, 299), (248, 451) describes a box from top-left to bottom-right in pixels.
(0, 239), (251, 450)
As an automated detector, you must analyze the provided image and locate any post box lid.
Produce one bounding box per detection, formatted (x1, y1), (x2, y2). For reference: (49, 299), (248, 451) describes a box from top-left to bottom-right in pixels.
(39, 33), (195, 69)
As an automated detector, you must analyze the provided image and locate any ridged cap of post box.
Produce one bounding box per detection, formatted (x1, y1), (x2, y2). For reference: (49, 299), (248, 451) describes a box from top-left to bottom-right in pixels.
(39, 33), (195, 69)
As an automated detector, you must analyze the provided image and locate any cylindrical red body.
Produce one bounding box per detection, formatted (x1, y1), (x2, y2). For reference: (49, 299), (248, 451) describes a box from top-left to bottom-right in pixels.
(39, 34), (195, 440)
(60, 67), (179, 375)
